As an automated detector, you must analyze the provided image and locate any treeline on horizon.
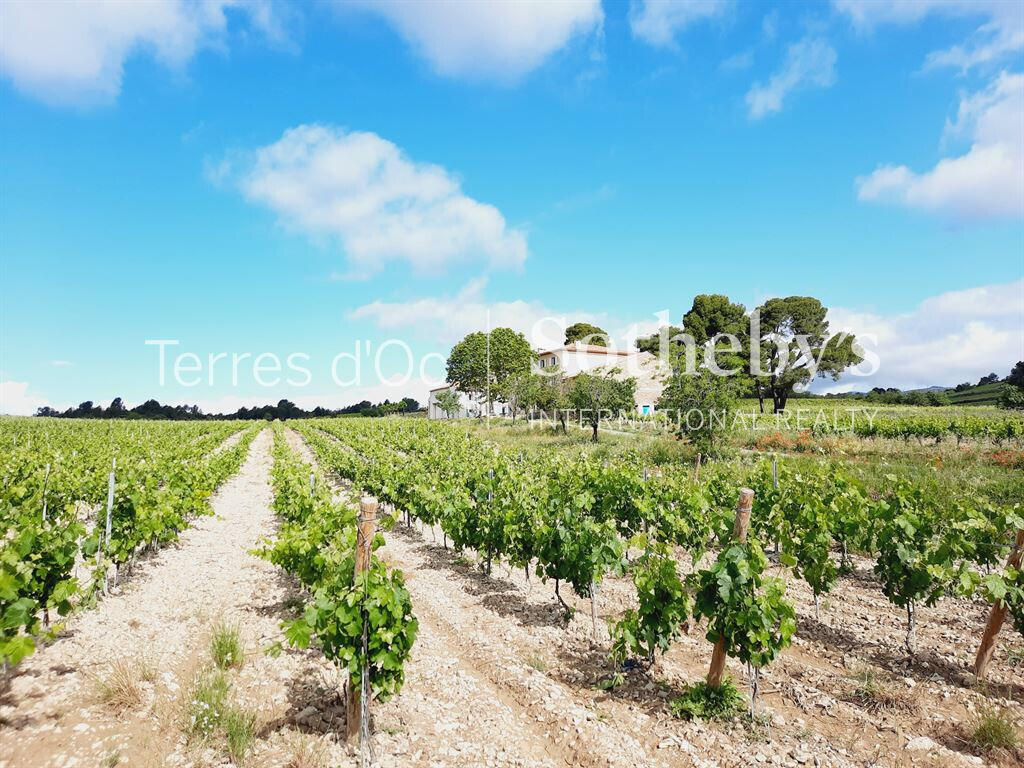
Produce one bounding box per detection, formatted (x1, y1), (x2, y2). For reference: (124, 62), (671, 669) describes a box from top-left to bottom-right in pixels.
(33, 396), (422, 421)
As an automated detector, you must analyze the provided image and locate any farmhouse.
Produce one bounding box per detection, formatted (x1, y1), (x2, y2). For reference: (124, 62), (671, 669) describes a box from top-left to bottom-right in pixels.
(427, 342), (668, 419)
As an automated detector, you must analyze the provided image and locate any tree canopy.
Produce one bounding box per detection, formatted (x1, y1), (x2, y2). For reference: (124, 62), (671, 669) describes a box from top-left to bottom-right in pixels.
(634, 325), (685, 356)
(752, 296), (862, 412)
(446, 327), (534, 412)
(564, 322), (608, 347)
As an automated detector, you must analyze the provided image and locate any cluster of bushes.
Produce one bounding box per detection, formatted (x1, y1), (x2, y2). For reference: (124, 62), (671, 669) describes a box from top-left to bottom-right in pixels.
(858, 388), (952, 406)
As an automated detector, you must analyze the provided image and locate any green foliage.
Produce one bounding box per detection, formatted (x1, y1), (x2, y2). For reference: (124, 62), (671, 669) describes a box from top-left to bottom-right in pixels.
(669, 677), (745, 721)
(264, 426), (418, 704)
(564, 322), (609, 346)
(635, 325), (685, 355)
(683, 294), (748, 347)
(612, 543), (691, 664)
(567, 370), (637, 441)
(691, 541), (796, 670)
(222, 705), (258, 762)
(446, 327), (535, 405)
(657, 367), (740, 457)
(434, 387), (462, 418)
(0, 420), (260, 668)
(1000, 384), (1024, 411)
(752, 296), (863, 412)
(284, 560), (418, 703)
(969, 706), (1020, 752)
(210, 621), (244, 670)
(186, 668), (230, 740)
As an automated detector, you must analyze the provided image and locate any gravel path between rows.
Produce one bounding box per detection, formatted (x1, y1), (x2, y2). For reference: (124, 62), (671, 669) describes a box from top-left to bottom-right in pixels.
(0, 428), (345, 768)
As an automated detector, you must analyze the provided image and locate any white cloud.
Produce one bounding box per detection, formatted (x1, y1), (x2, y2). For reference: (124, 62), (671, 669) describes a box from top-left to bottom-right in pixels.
(50, 360), (74, 368)
(746, 36), (836, 119)
(833, 0), (1024, 72)
(855, 71), (1023, 221)
(344, 0), (602, 82)
(827, 279), (1024, 390)
(629, 0), (733, 47)
(229, 124), (528, 277)
(0, 0), (283, 106)
(350, 277), (605, 350)
(720, 50), (754, 73)
(0, 380), (57, 415)
(349, 276), (671, 350)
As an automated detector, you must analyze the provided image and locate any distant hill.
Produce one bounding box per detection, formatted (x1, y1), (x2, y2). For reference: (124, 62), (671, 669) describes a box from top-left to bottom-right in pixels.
(946, 382), (1006, 406)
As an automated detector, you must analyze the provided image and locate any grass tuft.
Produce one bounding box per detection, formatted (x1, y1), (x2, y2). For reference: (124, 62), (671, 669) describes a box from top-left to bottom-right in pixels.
(284, 733), (330, 768)
(96, 658), (155, 713)
(223, 705), (257, 763)
(849, 667), (919, 714)
(185, 668), (229, 740)
(969, 706), (1020, 753)
(210, 620), (244, 670)
(669, 678), (745, 721)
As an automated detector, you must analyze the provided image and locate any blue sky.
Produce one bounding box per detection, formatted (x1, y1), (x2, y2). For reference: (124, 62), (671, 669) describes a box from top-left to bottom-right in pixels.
(1, 0), (1022, 414)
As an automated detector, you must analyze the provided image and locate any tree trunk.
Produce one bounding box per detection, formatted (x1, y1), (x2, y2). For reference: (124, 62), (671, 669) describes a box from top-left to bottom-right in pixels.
(772, 391), (787, 413)
(591, 421), (599, 442)
(755, 382), (765, 414)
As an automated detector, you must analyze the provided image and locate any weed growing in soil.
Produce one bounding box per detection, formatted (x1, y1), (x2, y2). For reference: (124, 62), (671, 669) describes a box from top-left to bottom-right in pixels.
(101, 749), (121, 768)
(211, 621), (244, 670)
(969, 707), (1020, 752)
(96, 658), (155, 713)
(669, 678), (745, 721)
(525, 653), (548, 672)
(1007, 646), (1024, 669)
(222, 705), (257, 763)
(185, 669), (229, 739)
(849, 667), (919, 714)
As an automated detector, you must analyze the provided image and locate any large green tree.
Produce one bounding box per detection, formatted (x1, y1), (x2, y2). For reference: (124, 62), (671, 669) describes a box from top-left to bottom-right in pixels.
(564, 322), (608, 347)
(752, 296), (862, 413)
(446, 328), (534, 414)
(567, 370), (636, 442)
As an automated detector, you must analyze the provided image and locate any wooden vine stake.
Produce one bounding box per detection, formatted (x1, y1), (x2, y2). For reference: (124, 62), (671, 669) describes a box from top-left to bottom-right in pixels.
(347, 495), (378, 744)
(706, 487), (754, 689)
(974, 528), (1024, 680)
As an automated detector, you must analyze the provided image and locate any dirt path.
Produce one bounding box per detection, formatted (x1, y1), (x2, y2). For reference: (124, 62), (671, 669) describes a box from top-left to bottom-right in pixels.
(0, 428), (344, 768)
